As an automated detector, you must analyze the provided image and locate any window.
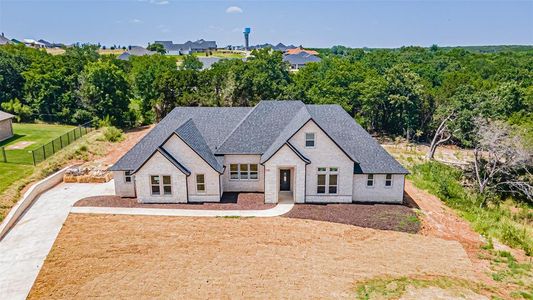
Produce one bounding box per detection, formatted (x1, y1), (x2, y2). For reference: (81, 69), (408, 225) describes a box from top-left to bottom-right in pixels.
(250, 164), (258, 179)
(239, 164), (249, 179)
(305, 133), (315, 148)
(150, 175), (160, 195)
(162, 176), (172, 195)
(124, 171), (132, 183)
(385, 174), (393, 187)
(150, 175), (171, 195)
(229, 164), (259, 181)
(317, 174), (326, 194)
(367, 174), (374, 187)
(196, 174), (205, 193)
(317, 167), (338, 194)
(230, 164), (239, 180)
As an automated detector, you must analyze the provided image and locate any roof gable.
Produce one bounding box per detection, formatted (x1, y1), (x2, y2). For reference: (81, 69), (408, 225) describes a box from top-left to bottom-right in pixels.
(174, 119), (224, 173)
(132, 147), (190, 175)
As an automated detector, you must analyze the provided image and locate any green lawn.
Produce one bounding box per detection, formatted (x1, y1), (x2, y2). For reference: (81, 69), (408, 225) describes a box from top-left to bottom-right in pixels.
(0, 163), (34, 193)
(0, 123), (75, 164)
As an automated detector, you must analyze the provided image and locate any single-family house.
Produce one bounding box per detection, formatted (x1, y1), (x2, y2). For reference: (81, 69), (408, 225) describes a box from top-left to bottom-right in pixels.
(118, 46), (156, 61)
(285, 47), (319, 56)
(155, 39), (217, 55)
(110, 100), (407, 204)
(283, 52), (322, 70)
(0, 111), (15, 142)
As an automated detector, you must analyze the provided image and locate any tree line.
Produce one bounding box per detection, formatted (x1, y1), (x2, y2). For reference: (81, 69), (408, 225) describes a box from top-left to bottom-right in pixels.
(0, 44), (531, 147)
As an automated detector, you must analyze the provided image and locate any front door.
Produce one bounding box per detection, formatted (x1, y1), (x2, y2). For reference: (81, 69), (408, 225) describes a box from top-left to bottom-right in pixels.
(279, 169), (291, 191)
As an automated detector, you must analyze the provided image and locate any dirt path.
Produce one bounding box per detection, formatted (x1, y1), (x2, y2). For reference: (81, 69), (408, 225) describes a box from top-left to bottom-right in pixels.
(404, 180), (492, 283)
(29, 214), (475, 299)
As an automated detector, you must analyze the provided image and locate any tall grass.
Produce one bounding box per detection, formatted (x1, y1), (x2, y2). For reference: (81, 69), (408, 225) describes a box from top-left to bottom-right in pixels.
(410, 161), (532, 256)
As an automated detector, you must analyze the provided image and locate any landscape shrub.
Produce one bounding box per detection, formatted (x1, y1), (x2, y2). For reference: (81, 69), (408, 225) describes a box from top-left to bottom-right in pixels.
(102, 126), (124, 142)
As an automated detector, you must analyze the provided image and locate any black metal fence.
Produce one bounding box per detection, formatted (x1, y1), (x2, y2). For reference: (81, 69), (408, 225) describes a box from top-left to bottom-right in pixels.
(0, 125), (95, 165)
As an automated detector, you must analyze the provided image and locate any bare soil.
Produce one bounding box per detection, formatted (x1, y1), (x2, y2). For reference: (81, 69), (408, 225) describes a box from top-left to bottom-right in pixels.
(29, 214), (475, 299)
(283, 200), (420, 233)
(403, 180), (494, 285)
(5, 141), (35, 150)
(74, 193), (275, 210)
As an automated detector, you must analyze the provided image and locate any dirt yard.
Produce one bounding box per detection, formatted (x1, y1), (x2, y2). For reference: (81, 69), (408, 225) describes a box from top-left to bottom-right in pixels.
(29, 214), (475, 299)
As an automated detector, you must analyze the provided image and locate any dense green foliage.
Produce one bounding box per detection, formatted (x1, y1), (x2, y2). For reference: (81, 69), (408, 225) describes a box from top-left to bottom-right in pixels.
(0, 44), (531, 147)
(411, 161), (532, 255)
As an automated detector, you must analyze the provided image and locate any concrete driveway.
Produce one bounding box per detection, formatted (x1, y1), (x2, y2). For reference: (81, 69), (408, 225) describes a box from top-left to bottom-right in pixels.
(0, 181), (114, 300)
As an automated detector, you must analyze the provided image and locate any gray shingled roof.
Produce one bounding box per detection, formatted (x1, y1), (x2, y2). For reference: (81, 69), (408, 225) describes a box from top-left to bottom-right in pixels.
(215, 101), (305, 154)
(110, 101), (408, 174)
(0, 110), (14, 121)
(283, 52), (321, 65)
(109, 107), (251, 172)
(175, 119), (224, 173)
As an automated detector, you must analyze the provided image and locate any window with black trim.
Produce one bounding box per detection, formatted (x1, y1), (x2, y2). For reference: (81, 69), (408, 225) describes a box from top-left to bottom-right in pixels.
(385, 174), (393, 187)
(367, 174), (374, 187)
(150, 175), (171, 195)
(229, 164), (259, 181)
(317, 167), (338, 194)
(124, 171), (132, 183)
(305, 132), (315, 148)
(196, 174), (205, 193)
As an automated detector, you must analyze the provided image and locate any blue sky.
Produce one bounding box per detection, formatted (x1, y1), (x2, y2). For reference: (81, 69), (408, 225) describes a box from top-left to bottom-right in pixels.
(0, 0), (532, 48)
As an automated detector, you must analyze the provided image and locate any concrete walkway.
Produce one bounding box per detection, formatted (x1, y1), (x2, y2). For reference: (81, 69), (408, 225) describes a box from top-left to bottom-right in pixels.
(0, 181), (115, 300)
(71, 200), (294, 217)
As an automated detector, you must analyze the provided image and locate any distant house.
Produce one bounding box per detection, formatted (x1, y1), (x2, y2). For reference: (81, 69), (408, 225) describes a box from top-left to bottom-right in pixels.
(23, 39), (47, 48)
(118, 46), (156, 61)
(249, 43), (297, 51)
(285, 47), (319, 56)
(154, 39), (217, 55)
(0, 33), (12, 45)
(283, 52), (321, 70)
(0, 111), (14, 142)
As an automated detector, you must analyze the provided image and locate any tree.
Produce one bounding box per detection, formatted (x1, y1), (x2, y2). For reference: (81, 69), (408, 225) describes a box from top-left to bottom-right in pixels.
(78, 61), (131, 127)
(472, 118), (533, 205)
(129, 55), (176, 123)
(181, 55), (203, 71)
(147, 43), (166, 54)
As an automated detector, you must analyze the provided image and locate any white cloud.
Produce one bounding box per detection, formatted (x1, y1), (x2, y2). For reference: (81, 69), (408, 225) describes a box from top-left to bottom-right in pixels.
(139, 0), (170, 5)
(130, 19), (143, 24)
(225, 6), (243, 14)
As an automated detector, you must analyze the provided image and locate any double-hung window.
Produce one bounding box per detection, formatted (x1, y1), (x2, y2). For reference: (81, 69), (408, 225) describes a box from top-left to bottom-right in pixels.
(124, 171), (132, 183)
(385, 174), (393, 187)
(150, 175), (172, 196)
(305, 133), (315, 148)
(367, 174), (374, 187)
(196, 174), (205, 193)
(317, 167), (338, 194)
(229, 164), (259, 180)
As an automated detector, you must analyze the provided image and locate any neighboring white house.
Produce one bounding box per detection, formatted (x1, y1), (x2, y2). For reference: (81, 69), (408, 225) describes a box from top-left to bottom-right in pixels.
(109, 101), (408, 204)
(0, 111), (14, 142)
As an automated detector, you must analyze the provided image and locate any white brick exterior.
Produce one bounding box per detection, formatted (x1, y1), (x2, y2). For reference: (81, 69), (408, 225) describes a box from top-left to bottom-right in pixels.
(163, 134), (221, 202)
(0, 119), (13, 142)
(352, 174), (405, 203)
(290, 120), (353, 203)
(135, 151), (188, 203)
(264, 145), (306, 203)
(116, 122), (405, 204)
(222, 155), (264, 192)
(113, 171), (136, 197)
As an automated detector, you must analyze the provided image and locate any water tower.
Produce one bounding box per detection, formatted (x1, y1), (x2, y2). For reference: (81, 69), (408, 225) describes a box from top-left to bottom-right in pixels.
(243, 27), (251, 50)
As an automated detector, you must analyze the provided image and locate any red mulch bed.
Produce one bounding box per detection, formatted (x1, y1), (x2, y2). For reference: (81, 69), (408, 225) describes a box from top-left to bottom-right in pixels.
(74, 192), (275, 210)
(283, 194), (420, 233)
